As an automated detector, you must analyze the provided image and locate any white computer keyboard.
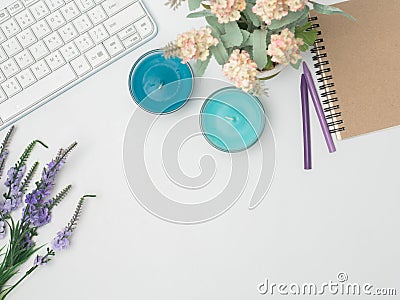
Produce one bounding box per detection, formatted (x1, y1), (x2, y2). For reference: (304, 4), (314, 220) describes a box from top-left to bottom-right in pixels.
(0, 0), (157, 129)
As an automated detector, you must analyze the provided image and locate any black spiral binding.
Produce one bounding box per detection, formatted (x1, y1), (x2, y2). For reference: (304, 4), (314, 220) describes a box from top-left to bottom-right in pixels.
(308, 16), (345, 134)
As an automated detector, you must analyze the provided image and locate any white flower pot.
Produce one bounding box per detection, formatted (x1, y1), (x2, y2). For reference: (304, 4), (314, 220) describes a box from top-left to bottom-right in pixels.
(257, 64), (287, 80)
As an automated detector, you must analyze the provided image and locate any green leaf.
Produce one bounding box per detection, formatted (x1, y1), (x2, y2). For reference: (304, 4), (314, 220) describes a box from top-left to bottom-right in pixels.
(291, 59), (302, 69)
(295, 23), (317, 47)
(187, 10), (213, 18)
(195, 55), (211, 76)
(311, 2), (355, 21)
(210, 41), (228, 65)
(295, 13), (309, 27)
(243, 3), (260, 27)
(295, 21), (312, 33)
(221, 22), (243, 48)
(188, 0), (202, 11)
(265, 56), (273, 70)
(206, 16), (225, 35)
(253, 29), (267, 69)
(269, 6), (309, 30)
(299, 43), (309, 52)
(240, 30), (251, 46)
(302, 29), (317, 46)
(242, 46), (253, 60)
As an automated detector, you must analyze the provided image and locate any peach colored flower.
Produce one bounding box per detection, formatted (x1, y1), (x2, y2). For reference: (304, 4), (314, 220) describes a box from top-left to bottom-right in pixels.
(286, 0), (308, 11)
(210, 0), (247, 24)
(252, 0), (308, 25)
(175, 27), (219, 63)
(267, 28), (304, 65)
(223, 49), (258, 92)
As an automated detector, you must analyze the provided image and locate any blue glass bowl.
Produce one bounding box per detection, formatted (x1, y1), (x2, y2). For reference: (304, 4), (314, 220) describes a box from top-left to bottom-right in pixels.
(128, 49), (193, 114)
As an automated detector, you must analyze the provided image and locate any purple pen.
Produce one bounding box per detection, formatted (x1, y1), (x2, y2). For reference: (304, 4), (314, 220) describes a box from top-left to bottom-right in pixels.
(301, 75), (312, 170)
(302, 62), (336, 153)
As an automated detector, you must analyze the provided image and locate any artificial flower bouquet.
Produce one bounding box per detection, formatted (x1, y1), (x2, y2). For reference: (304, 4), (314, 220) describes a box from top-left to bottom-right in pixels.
(0, 126), (94, 299)
(164, 0), (353, 94)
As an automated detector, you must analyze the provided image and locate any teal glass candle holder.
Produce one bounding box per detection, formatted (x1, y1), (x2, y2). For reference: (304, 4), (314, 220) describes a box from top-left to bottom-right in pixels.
(128, 49), (193, 114)
(200, 87), (266, 153)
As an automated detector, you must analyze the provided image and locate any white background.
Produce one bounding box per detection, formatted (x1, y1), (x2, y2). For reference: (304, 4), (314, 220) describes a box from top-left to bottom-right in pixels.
(1, 0), (399, 299)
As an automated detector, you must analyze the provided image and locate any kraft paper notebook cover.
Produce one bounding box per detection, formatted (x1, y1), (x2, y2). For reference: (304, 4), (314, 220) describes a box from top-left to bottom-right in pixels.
(310, 0), (400, 139)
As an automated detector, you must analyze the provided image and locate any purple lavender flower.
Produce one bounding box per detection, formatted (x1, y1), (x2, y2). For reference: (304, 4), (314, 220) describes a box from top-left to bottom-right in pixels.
(0, 165), (26, 218)
(0, 220), (6, 239)
(5, 165), (26, 187)
(24, 155), (68, 227)
(51, 228), (71, 251)
(33, 255), (49, 266)
(0, 149), (9, 171)
(21, 232), (34, 249)
(51, 195), (95, 251)
(25, 206), (51, 227)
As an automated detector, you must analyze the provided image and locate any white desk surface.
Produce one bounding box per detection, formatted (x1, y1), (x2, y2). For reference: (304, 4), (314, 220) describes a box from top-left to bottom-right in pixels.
(6, 0), (400, 299)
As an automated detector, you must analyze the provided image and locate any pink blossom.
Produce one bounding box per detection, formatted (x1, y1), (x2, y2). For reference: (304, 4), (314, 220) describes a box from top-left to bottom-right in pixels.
(223, 49), (258, 92)
(210, 0), (247, 24)
(267, 28), (304, 65)
(175, 27), (218, 63)
(253, 0), (308, 25)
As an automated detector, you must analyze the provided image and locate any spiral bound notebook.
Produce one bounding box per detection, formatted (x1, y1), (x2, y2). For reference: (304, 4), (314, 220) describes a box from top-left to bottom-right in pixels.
(310, 0), (400, 140)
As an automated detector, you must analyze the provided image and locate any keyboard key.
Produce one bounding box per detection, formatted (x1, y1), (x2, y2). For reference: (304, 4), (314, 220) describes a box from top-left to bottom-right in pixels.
(134, 17), (153, 38)
(16, 68), (36, 88)
(74, 32), (93, 52)
(31, 59), (51, 79)
(70, 55), (90, 76)
(0, 64), (76, 121)
(31, 19), (51, 38)
(21, 0), (40, 6)
(60, 2), (80, 21)
(0, 88), (7, 103)
(44, 31), (63, 51)
(103, 2), (145, 35)
(0, 47), (8, 63)
(45, 50), (65, 70)
(58, 23), (78, 43)
(46, 11), (66, 30)
(29, 40), (49, 60)
(30, 0), (50, 20)
(0, 30), (6, 44)
(103, 35), (123, 56)
(1, 59), (20, 77)
(7, 1), (25, 16)
(1, 77), (22, 97)
(85, 44), (108, 67)
(15, 49), (34, 68)
(17, 28), (37, 48)
(0, 70), (6, 83)
(122, 32), (139, 48)
(59, 41), (79, 61)
(15, 9), (35, 29)
(102, 0), (134, 16)
(117, 24), (135, 40)
(76, 0), (94, 12)
(0, 10), (11, 23)
(87, 5), (106, 25)
(44, 0), (65, 11)
(2, 37), (22, 56)
(1, 18), (21, 38)
(88, 24), (108, 44)
(73, 14), (93, 33)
